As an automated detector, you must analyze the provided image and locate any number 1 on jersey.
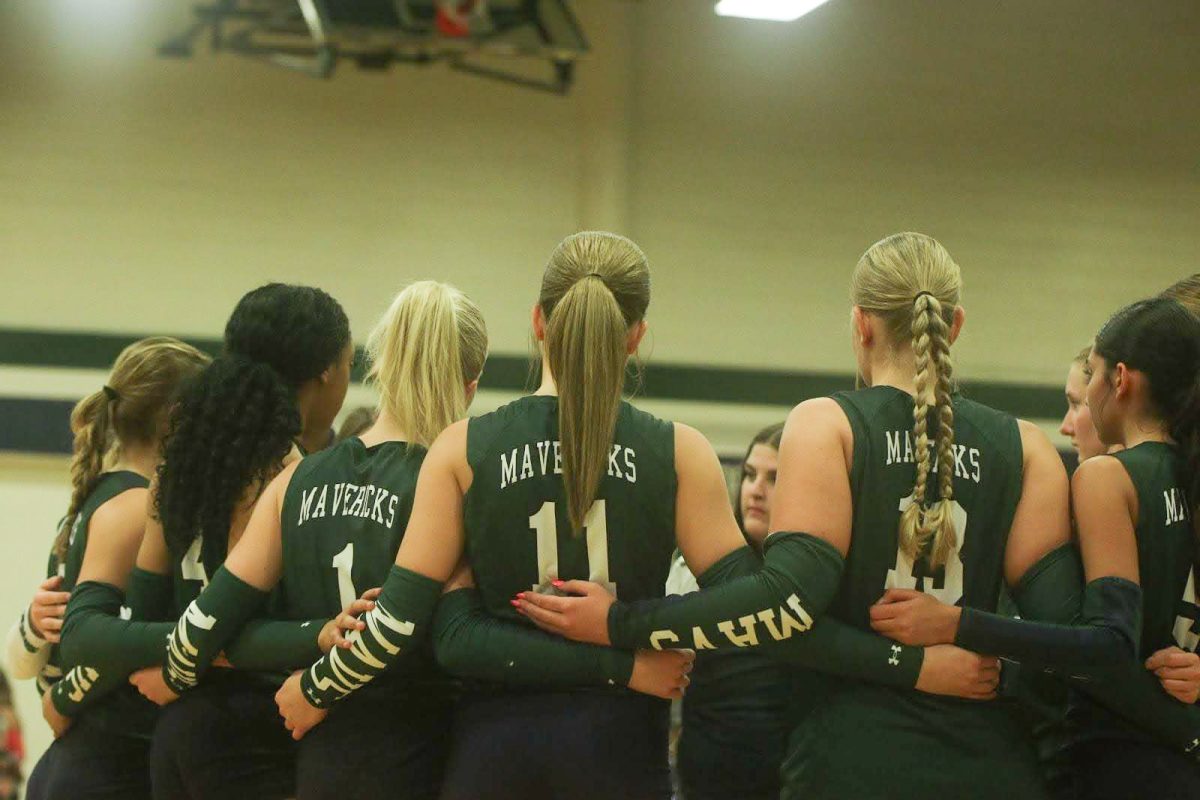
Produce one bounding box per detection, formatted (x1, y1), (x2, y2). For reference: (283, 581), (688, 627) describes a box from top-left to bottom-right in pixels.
(528, 500), (616, 596)
(332, 543), (357, 609)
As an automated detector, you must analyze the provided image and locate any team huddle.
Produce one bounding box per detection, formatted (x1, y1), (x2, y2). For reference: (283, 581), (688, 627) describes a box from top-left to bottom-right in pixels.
(6, 231), (1200, 800)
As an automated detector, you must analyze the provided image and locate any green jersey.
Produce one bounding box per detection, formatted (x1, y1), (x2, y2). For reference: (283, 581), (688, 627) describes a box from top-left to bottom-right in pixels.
(464, 396), (677, 628)
(1069, 441), (1200, 745)
(782, 386), (1047, 800)
(278, 437), (441, 691)
(51, 470), (157, 736)
(170, 529), (225, 617)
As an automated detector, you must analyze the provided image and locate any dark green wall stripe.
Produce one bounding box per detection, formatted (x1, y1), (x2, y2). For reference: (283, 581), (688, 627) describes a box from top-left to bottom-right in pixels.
(0, 326), (1065, 427)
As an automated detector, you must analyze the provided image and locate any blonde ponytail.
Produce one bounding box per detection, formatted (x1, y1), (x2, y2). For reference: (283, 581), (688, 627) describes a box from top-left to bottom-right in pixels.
(54, 337), (209, 561)
(898, 292), (958, 567)
(547, 276), (628, 534)
(55, 390), (113, 560)
(540, 232), (651, 535)
(367, 280), (488, 448)
(851, 232), (962, 569)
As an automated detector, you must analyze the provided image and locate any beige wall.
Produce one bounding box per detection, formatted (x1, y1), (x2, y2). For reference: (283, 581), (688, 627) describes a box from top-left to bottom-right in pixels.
(1, 0), (1196, 778)
(2, 1), (1194, 376)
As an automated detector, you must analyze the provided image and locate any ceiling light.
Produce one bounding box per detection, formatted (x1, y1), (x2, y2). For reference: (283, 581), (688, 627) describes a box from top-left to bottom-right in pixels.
(714, 0), (832, 22)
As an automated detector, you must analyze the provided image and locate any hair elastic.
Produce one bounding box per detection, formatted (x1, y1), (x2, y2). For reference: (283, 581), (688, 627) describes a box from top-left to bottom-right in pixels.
(913, 291), (935, 304)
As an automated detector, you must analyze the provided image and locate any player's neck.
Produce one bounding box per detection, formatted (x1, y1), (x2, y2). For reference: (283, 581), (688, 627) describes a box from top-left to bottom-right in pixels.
(110, 440), (158, 481)
(865, 358), (919, 397)
(1119, 413), (1173, 449)
(358, 413), (413, 448)
(534, 353), (558, 397)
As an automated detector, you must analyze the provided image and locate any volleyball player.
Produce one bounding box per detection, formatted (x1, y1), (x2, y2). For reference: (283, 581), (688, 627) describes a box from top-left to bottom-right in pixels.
(23, 338), (208, 800)
(129, 284), (353, 800)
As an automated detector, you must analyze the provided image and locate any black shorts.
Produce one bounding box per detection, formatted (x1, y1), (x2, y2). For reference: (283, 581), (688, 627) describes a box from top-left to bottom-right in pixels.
(677, 724), (783, 800)
(148, 672), (295, 800)
(296, 684), (452, 800)
(1068, 737), (1200, 800)
(25, 720), (150, 800)
(440, 690), (671, 800)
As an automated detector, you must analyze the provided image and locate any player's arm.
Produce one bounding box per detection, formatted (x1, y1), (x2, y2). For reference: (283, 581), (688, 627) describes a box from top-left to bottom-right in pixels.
(6, 566), (68, 680)
(872, 423), (1140, 669)
(51, 488), (178, 716)
(290, 421), (469, 716)
(160, 461), (296, 694)
(519, 402), (849, 651)
(433, 561), (637, 689)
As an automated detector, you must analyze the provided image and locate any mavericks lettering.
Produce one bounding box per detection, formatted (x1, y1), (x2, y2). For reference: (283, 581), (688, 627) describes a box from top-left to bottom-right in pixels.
(500, 440), (638, 489)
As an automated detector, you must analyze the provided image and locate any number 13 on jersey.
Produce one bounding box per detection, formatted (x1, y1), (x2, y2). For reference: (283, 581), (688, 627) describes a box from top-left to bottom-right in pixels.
(528, 500), (616, 596)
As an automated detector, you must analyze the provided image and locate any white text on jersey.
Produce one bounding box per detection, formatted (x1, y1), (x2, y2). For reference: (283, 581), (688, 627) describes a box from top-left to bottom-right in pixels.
(500, 441), (637, 489)
(298, 482), (400, 528)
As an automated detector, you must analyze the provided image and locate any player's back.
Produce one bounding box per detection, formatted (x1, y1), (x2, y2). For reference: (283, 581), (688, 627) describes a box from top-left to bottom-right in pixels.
(280, 435), (452, 799)
(464, 395), (677, 617)
(278, 436), (445, 688)
(783, 386), (1048, 800)
(446, 394), (678, 800)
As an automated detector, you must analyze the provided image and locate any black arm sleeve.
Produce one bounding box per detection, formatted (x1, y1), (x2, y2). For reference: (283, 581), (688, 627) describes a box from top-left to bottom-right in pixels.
(956, 547), (1140, 670)
(1009, 543), (1200, 755)
(694, 547), (923, 686)
(607, 532), (844, 651)
(434, 588), (635, 687)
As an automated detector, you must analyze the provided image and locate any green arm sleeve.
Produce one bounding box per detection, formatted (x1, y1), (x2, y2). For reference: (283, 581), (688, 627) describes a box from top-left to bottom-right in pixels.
(433, 588), (635, 687)
(1013, 544), (1200, 754)
(300, 565), (441, 709)
(126, 567), (172, 622)
(607, 532), (844, 651)
(50, 581), (172, 716)
(223, 618), (325, 671)
(695, 547), (923, 686)
(163, 567), (267, 693)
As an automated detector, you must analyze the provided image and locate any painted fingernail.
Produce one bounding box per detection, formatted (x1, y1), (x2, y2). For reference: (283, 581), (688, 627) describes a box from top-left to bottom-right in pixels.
(516, 592), (526, 599)
(551, 580), (564, 587)
(510, 599), (521, 607)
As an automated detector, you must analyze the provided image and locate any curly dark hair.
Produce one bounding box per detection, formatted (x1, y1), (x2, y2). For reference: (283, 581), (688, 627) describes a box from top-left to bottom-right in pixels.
(224, 283), (350, 389)
(155, 284), (349, 560)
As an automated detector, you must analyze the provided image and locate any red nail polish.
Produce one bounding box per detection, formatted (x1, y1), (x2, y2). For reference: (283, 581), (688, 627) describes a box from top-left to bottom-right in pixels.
(551, 580), (564, 587)
(510, 599), (521, 607)
(516, 592), (526, 599)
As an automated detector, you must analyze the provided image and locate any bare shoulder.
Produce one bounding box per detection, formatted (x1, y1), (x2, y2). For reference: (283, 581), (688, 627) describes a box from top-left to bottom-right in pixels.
(1072, 453), (1133, 496)
(672, 422), (715, 479)
(91, 486), (150, 532)
(785, 397), (851, 440)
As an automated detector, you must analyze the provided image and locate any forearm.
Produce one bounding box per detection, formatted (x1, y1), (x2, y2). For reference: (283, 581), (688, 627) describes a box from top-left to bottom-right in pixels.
(223, 618), (324, 671)
(49, 661), (130, 716)
(300, 565), (441, 709)
(163, 567), (267, 693)
(1074, 664), (1200, 754)
(764, 617), (923, 687)
(6, 611), (51, 680)
(434, 588), (634, 687)
(958, 545), (1139, 671)
(688, 542), (921, 686)
(59, 582), (173, 676)
(607, 532), (844, 651)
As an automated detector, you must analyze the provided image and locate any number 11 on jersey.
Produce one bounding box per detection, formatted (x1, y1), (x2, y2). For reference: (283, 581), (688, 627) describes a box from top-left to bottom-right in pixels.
(528, 500), (616, 596)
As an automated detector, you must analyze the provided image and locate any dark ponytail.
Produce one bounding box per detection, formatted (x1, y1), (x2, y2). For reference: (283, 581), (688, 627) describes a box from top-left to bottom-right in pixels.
(156, 356), (299, 560)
